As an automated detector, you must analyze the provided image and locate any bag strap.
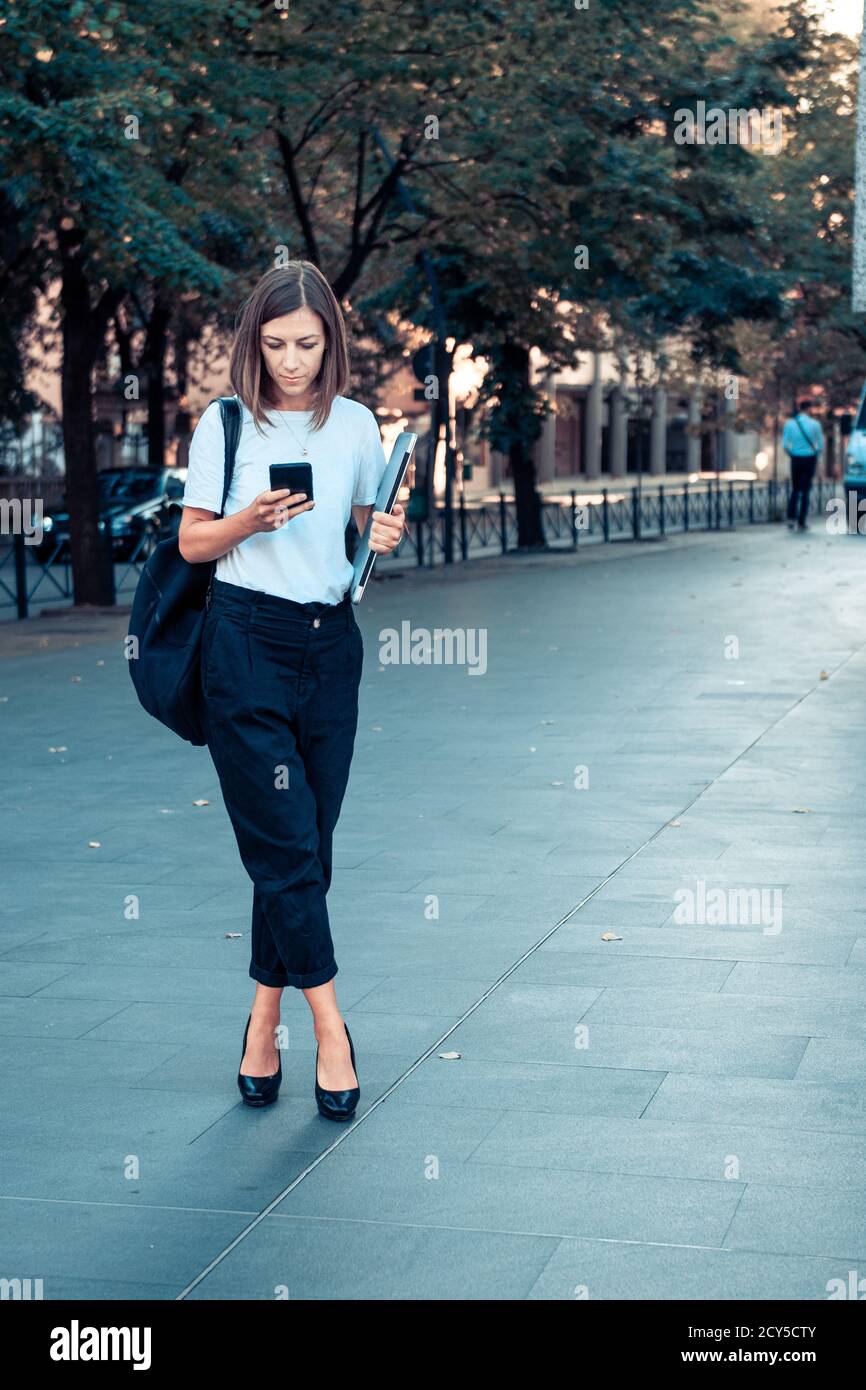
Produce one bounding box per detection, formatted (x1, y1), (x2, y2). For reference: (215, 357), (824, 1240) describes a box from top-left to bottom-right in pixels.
(217, 395), (242, 518)
(794, 415), (817, 454)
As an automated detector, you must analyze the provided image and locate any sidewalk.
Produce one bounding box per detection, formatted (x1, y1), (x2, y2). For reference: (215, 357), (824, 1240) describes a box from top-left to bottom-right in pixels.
(2, 523), (866, 1299)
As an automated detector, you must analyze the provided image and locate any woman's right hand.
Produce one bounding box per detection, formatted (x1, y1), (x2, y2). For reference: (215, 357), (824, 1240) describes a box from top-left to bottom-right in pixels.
(244, 488), (315, 535)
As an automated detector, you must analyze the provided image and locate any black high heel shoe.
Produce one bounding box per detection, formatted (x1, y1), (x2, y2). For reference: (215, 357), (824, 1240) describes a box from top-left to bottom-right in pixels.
(315, 1021), (360, 1121)
(237, 1012), (282, 1107)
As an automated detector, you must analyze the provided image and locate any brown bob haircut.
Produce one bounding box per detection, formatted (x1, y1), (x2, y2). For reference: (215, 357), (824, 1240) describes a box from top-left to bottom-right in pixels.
(229, 262), (350, 433)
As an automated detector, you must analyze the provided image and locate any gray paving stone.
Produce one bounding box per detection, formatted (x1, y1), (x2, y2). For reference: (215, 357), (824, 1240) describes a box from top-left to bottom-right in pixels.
(644, 1074), (866, 1134)
(455, 982), (604, 1024)
(526, 1239), (857, 1300)
(0, 1199), (252, 1284)
(582, 986), (866, 1038)
(536, 925), (855, 965)
(185, 1217), (557, 1300)
(348, 976), (507, 1015)
(272, 1149), (743, 1246)
(795, 1037), (866, 1083)
(0, 962), (77, 996)
(31, 964), (256, 1005)
(0, 996), (135, 1038)
(3, 1080), (237, 1146)
(517, 953), (737, 991)
(725, 1185), (866, 1260)
(35, 1278), (183, 1301)
(441, 1015), (808, 1078)
(466, 1109), (866, 1186)
(722, 963), (866, 1000)
(390, 1054), (664, 1116)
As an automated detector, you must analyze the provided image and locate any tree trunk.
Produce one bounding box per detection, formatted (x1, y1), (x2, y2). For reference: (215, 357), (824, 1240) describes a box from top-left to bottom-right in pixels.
(502, 342), (544, 548)
(58, 227), (122, 606)
(60, 255), (112, 605)
(510, 436), (545, 547)
(143, 294), (171, 468)
(172, 325), (193, 468)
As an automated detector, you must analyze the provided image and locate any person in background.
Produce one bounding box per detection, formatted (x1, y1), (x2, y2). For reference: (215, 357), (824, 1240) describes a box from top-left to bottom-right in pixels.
(782, 399), (824, 531)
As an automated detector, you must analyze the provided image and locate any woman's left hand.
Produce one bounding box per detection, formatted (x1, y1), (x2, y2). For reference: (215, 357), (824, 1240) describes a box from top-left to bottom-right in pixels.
(368, 502), (408, 555)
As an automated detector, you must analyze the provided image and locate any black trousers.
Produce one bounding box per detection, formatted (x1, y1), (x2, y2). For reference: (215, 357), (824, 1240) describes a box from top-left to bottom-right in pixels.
(787, 455), (816, 525)
(201, 577), (363, 990)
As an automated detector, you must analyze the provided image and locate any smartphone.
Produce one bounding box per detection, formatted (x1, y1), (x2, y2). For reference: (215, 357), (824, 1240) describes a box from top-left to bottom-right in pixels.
(269, 462), (313, 502)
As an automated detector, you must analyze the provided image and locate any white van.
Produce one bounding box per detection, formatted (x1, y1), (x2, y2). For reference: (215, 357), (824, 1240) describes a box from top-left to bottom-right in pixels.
(845, 384), (866, 500)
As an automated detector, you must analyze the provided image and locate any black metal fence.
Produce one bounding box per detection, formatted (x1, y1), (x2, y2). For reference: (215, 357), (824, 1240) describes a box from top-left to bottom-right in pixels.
(399, 476), (838, 565)
(0, 476), (843, 619)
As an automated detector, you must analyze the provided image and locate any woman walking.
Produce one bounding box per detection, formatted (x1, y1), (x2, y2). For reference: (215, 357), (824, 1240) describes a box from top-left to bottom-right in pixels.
(178, 262), (405, 1120)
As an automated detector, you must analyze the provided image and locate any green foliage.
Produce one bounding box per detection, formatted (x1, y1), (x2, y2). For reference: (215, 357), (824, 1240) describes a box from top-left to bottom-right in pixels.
(0, 0), (859, 453)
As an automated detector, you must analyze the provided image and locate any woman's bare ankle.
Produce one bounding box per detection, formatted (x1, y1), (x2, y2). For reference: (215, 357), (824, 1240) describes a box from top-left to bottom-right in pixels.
(314, 1014), (346, 1042)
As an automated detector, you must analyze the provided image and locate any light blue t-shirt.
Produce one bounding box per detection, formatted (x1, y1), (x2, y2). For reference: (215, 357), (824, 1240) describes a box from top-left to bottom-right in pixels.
(782, 412), (823, 457)
(181, 394), (388, 604)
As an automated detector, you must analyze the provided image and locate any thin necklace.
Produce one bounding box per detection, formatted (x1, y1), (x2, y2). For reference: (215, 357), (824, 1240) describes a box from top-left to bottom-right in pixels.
(270, 398), (312, 456)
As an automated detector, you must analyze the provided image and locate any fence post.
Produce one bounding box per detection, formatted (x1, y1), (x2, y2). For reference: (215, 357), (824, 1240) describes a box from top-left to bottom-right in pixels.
(570, 490), (578, 548)
(728, 478), (734, 528)
(707, 481), (713, 531)
(658, 483), (665, 536)
(683, 479), (689, 532)
(499, 491), (507, 555)
(14, 531), (28, 620)
(748, 478), (754, 524)
(632, 486), (640, 541)
(459, 492), (467, 561)
(602, 487), (610, 542)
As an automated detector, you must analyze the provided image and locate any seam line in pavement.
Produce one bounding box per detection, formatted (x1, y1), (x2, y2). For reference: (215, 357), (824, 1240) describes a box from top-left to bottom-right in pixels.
(262, 1213), (741, 1251)
(175, 636), (866, 1299)
(717, 1183), (751, 1249)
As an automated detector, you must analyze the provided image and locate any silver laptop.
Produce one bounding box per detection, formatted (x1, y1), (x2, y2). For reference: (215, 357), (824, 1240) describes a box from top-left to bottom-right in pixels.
(350, 431), (418, 603)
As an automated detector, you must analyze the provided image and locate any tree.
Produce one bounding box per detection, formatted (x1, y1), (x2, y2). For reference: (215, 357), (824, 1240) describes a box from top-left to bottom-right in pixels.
(723, 6), (864, 464)
(0, 0), (264, 602)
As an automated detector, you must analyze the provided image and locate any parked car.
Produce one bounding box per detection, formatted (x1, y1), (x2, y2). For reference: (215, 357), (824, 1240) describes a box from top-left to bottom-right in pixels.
(36, 467), (187, 563)
(844, 385), (866, 515)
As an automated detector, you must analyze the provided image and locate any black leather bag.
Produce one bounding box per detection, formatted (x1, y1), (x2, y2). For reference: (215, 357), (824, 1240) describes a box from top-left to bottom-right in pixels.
(127, 396), (241, 745)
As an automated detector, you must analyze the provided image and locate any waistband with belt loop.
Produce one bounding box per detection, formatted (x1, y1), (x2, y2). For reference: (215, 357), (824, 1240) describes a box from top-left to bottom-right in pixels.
(209, 576), (352, 628)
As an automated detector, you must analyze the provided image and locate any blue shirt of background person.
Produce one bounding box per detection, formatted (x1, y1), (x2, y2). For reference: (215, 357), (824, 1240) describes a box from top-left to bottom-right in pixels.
(782, 406), (824, 457)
